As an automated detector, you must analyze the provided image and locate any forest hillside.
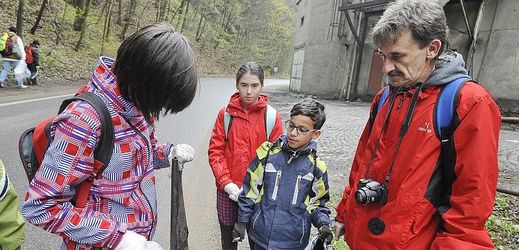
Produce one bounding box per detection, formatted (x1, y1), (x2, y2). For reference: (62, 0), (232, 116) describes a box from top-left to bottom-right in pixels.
(1, 0), (295, 80)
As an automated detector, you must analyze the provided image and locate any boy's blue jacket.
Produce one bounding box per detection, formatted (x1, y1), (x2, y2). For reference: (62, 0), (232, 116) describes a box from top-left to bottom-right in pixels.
(238, 135), (332, 249)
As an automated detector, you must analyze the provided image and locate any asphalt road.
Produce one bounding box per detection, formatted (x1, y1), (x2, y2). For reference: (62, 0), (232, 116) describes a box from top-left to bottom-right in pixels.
(0, 77), (288, 250)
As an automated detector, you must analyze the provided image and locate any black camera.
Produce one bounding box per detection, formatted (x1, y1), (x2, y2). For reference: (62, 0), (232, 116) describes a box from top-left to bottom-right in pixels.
(355, 178), (388, 205)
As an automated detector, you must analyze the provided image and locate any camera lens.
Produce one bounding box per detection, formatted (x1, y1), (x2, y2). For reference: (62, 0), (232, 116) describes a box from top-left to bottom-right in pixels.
(355, 188), (369, 205)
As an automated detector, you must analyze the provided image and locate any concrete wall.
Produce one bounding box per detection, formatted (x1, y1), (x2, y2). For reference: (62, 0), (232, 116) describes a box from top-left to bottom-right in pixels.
(292, 0), (519, 113)
(290, 0), (350, 99)
(472, 0), (519, 113)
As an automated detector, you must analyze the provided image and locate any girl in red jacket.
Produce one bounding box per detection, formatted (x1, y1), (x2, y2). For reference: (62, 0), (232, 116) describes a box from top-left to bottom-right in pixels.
(208, 62), (284, 250)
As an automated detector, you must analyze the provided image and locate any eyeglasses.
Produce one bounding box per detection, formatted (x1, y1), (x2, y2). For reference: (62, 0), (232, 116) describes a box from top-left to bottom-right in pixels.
(285, 120), (317, 136)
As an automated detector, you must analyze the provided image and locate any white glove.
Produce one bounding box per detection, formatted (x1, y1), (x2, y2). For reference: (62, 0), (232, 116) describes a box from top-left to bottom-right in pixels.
(114, 231), (147, 250)
(146, 241), (164, 250)
(224, 183), (242, 202)
(168, 144), (195, 163)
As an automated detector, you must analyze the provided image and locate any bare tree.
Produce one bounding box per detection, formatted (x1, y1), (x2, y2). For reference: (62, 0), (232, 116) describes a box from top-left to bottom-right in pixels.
(16, 0), (25, 38)
(121, 0), (139, 39)
(101, 0), (114, 55)
(75, 0), (93, 51)
(31, 0), (49, 34)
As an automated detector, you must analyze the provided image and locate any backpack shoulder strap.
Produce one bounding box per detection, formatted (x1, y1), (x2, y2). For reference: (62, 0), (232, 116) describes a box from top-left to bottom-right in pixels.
(265, 104), (277, 141)
(377, 86), (391, 113)
(434, 77), (470, 141)
(223, 108), (232, 142)
(59, 92), (115, 174)
(368, 86), (390, 134)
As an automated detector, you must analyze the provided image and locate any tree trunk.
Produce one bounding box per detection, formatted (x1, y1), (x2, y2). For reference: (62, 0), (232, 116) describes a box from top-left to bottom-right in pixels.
(121, 0), (138, 39)
(16, 0), (25, 39)
(117, 0), (123, 25)
(180, 0), (190, 32)
(195, 14), (204, 41)
(155, 0), (161, 22)
(31, 0), (49, 34)
(101, 0), (113, 55)
(56, 1), (69, 45)
(75, 0), (93, 51)
(171, 0), (186, 26)
(137, 0), (152, 28)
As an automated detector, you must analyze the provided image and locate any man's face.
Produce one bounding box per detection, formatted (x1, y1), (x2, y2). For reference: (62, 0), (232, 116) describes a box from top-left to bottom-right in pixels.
(377, 30), (440, 88)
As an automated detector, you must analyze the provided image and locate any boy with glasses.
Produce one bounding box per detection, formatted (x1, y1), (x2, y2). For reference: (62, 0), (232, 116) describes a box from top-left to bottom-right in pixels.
(233, 98), (333, 250)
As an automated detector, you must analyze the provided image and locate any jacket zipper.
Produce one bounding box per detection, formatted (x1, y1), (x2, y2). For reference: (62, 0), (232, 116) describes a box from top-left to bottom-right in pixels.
(252, 210), (262, 230)
(271, 170), (282, 200)
(292, 175), (302, 205)
(127, 121), (156, 237)
(300, 218), (305, 243)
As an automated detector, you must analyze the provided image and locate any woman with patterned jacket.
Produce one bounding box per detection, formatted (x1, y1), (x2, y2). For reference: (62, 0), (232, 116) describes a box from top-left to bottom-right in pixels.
(208, 62), (284, 250)
(22, 23), (197, 250)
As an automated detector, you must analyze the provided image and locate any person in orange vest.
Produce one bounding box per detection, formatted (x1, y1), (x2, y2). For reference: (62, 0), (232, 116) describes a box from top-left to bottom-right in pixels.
(25, 40), (40, 85)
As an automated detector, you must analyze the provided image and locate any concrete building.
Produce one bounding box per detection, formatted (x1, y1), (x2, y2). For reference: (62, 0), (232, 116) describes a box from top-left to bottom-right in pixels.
(290, 0), (519, 114)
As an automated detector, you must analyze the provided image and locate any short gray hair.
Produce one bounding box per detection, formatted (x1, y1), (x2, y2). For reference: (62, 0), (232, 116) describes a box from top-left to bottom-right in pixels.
(372, 0), (448, 55)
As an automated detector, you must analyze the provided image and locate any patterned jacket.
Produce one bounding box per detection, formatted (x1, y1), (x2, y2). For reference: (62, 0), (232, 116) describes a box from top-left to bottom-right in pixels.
(22, 57), (172, 249)
(238, 135), (332, 249)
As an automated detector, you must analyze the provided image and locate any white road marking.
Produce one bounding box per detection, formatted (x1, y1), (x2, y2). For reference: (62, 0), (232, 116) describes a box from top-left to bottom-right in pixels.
(0, 94), (73, 107)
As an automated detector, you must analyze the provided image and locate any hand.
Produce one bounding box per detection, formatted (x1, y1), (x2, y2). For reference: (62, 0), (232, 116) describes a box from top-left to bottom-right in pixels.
(232, 222), (247, 242)
(319, 224), (333, 245)
(114, 231), (147, 250)
(169, 144), (195, 163)
(145, 241), (164, 250)
(224, 183), (241, 202)
(332, 221), (345, 240)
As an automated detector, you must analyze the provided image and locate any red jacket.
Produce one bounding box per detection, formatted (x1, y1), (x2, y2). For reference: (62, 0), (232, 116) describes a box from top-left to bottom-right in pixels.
(208, 92), (284, 189)
(336, 53), (501, 249)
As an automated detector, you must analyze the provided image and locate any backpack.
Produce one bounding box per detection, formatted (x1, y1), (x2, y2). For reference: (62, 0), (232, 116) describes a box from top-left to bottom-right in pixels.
(224, 104), (277, 141)
(0, 36), (13, 57)
(371, 77), (470, 141)
(18, 92), (114, 208)
(25, 46), (33, 64)
(0, 32), (8, 53)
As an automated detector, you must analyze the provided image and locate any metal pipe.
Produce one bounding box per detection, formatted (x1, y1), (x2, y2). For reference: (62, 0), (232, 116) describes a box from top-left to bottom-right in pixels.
(459, 0), (473, 41)
(502, 117), (519, 124)
(497, 187), (519, 197)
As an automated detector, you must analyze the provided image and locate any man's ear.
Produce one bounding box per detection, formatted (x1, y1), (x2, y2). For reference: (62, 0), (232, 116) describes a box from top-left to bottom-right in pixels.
(426, 39), (441, 59)
(312, 130), (321, 140)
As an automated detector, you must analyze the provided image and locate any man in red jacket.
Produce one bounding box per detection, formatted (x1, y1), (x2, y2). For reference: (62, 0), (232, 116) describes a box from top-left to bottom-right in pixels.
(333, 0), (501, 249)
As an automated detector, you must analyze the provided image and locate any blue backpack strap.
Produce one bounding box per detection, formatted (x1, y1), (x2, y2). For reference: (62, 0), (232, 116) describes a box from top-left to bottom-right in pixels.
(265, 104), (277, 141)
(223, 109), (231, 142)
(377, 86), (391, 113)
(435, 77), (470, 140)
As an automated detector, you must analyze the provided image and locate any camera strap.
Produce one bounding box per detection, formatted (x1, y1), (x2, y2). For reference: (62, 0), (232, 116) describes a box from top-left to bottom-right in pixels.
(366, 83), (425, 235)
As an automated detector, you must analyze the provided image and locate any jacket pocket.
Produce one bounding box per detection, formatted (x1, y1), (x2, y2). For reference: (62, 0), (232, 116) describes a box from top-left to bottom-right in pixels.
(271, 170), (282, 201)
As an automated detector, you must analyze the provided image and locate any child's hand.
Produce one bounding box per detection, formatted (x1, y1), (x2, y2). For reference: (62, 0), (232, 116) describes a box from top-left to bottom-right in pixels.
(319, 224), (333, 245)
(232, 222), (247, 242)
(332, 221), (345, 240)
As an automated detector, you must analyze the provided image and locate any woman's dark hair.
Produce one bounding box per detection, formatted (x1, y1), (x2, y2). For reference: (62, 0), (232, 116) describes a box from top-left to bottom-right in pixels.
(236, 62), (264, 85)
(290, 98), (326, 129)
(113, 22), (198, 122)
(8, 26), (17, 33)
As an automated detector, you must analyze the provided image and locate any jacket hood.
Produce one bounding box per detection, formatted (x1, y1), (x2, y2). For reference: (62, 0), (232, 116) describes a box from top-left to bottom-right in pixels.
(279, 135), (318, 155)
(78, 57), (145, 121)
(425, 51), (470, 86)
(226, 92), (269, 116)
